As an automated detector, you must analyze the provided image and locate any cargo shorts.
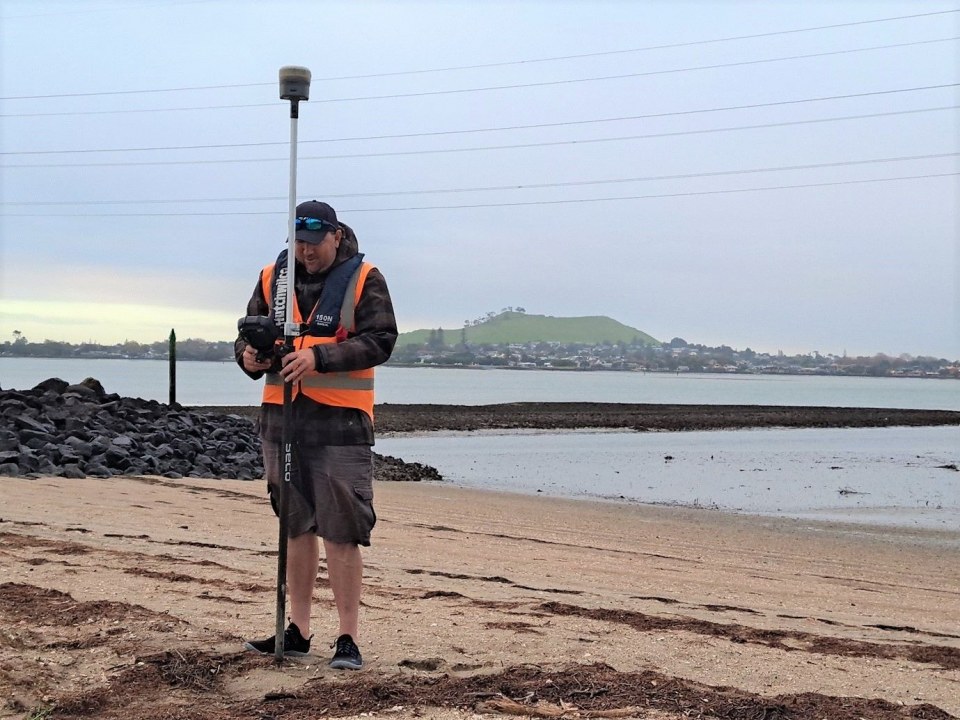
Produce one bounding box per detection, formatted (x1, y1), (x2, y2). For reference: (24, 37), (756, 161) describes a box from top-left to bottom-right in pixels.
(261, 440), (376, 546)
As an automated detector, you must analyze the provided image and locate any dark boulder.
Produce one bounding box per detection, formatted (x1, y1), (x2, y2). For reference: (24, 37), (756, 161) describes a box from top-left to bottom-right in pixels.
(34, 378), (70, 394)
(0, 378), (443, 483)
(64, 383), (100, 399)
(61, 465), (86, 479)
(80, 377), (107, 397)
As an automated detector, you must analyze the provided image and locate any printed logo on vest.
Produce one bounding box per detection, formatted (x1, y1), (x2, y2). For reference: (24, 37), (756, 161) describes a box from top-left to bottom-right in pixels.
(273, 267), (288, 327)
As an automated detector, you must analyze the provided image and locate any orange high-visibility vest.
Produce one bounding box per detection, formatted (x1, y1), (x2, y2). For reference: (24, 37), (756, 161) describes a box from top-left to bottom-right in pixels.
(260, 259), (376, 421)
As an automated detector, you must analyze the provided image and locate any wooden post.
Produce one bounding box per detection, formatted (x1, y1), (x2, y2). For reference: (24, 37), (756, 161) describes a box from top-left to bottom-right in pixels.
(168, 329), (177, 406)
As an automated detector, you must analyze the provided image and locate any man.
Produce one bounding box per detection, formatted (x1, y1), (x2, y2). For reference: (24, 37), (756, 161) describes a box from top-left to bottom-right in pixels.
(236, 200), (397, 669)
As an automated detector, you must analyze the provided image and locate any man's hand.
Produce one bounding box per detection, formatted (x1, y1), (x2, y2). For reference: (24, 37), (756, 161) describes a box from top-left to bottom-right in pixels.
(279, 348), (317, 383)
(242, 344), (273, 373)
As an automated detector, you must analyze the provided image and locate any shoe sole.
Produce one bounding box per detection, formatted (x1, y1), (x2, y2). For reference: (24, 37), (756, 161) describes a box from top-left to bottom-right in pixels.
(329, 659), (363, 670)
(244, 642), (310, 657)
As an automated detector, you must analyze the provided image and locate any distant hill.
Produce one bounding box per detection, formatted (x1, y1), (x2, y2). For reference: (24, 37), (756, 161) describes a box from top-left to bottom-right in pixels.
(397, 311), (660, 347)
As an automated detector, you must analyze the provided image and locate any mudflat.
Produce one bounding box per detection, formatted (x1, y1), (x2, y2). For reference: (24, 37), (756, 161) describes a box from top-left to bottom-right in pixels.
(2, 474), (958, 720)
(203, 402), (960, 433)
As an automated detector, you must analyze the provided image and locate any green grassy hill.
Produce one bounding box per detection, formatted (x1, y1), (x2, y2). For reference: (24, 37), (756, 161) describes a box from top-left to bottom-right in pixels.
(397, 312), (660, 347)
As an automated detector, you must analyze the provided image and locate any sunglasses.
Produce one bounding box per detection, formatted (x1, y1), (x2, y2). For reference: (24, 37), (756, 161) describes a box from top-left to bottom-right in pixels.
(295, 217), (337, 232)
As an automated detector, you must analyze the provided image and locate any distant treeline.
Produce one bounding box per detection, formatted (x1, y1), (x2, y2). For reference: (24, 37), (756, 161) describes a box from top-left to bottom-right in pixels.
(1, 334), (234, 362)
(2, 333), (956, 375)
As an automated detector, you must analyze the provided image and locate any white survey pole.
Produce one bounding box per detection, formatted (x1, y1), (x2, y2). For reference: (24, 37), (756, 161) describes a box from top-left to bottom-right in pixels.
(279, 65), (311, 336)
(275, 64), (311, 663)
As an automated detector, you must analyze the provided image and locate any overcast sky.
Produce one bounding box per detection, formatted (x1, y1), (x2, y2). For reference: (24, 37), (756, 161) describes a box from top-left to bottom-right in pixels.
(1, 0), (958, 359)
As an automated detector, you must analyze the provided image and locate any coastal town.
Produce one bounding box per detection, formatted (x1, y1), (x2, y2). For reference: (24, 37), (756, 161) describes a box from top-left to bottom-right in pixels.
(3, 332), (958, 379)
(390, 337), (960, 378)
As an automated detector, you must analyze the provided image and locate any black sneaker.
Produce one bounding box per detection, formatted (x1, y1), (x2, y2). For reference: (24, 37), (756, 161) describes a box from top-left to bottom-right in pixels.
(329, 634), (363, 670)
(244, 622), (311, 657)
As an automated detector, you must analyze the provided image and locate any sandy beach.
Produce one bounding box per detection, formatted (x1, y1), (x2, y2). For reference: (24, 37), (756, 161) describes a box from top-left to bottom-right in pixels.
(2, 474), (958, 720)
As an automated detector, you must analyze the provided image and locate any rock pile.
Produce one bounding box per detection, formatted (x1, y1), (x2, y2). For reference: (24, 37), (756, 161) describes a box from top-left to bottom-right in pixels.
(0, 377), (442, 483)
(373, 453), (444, 483)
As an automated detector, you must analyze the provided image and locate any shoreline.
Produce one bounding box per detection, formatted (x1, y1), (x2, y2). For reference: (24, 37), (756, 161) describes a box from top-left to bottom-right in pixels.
(197, 402), (960, 432)
(375, 424), (960, 543)
(426, 476), (960, 550)
(5, 355), (960, 381)
(200, 403), (959, 536)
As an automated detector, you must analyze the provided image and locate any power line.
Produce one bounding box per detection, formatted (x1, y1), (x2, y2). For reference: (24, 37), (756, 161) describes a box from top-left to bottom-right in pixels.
(340, 173), (960, 213)
(0, 80), (272, 101)
(307, 38), (960, 105)
(0, 0), (217, 21)
(2, 173), (954, 217)
(2, 37), (956, 118)
(0, 100), (273, 119)
(4, 84), (955, 156)
(299, 10), (960, 81)
(4, 106), (955, 169)
(2, 9), (955, 99)
(2, 153), (954, 206)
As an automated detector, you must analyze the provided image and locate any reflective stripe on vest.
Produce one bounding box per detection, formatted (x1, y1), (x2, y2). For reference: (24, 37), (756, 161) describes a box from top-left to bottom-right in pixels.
(260, 260), (376, 420)
(264, 373), (373, 391)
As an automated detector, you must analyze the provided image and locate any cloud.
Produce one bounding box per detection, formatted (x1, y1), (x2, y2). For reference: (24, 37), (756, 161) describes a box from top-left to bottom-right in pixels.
(0, 299), (238, 344)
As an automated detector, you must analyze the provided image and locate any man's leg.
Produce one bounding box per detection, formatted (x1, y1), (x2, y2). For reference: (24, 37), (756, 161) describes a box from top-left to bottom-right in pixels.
(323, 539), (362, 639)
(287, 531), (320, 637)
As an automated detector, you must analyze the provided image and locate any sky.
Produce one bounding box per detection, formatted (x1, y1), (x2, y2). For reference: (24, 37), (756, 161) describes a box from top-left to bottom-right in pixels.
(1, 0), (958, 359)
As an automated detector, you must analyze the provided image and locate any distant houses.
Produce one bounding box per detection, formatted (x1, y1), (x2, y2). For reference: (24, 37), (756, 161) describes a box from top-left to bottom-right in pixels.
(389, 340), (959, 379)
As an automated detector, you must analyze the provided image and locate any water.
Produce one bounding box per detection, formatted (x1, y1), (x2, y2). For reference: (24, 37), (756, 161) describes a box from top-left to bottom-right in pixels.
(376, 426), (960, 534)
(3, 357), (958, 533)
(0, 358), (263, 406)
(2, 358), (959, 410)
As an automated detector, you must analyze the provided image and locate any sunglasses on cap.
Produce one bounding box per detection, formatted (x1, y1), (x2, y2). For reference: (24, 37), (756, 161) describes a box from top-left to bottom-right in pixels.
(295, 217), (338, 232)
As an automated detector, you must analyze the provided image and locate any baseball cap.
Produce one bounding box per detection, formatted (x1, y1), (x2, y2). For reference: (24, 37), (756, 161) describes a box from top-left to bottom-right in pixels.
(294, 200), (339, 244)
